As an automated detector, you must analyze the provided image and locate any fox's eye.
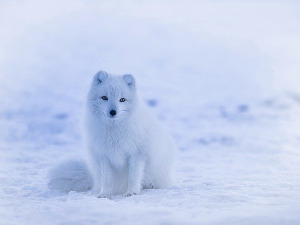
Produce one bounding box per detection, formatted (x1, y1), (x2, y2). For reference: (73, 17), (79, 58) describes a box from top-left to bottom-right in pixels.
(101, 96), (108, 100)
(120, 98), (126, 102)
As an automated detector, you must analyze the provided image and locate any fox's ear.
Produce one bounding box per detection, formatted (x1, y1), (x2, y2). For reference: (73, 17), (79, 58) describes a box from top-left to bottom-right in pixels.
(95, 70), (108, 84)
(123, 74), (135, 87)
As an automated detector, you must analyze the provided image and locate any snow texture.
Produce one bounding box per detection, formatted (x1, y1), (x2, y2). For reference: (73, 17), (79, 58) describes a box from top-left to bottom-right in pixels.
(1, 0), (300, 224)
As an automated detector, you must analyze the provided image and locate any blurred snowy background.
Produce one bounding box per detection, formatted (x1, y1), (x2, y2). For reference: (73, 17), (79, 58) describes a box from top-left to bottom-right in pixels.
(1, 0), (300, 224)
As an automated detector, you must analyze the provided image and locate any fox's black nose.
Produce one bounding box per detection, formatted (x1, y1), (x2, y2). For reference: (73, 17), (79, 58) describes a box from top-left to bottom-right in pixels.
(110, 110), (116, 117)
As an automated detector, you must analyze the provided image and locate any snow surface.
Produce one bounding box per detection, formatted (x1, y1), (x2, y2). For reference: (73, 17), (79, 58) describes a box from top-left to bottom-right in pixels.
(1, 0), (300, 224)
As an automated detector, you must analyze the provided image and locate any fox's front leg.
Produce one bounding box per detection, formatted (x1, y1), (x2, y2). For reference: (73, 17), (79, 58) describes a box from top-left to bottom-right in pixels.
(97, 158), (114, 199)
(125, 156), (145, 197)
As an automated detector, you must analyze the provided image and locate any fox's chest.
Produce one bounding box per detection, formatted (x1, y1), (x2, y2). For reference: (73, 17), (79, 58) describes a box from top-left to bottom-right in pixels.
(103, 127), (138, 148)
(98, 126), (144, 166)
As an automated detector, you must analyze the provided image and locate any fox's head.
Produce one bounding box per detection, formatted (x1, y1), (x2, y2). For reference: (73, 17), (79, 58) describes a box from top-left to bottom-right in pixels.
(87, 71), (137, 121)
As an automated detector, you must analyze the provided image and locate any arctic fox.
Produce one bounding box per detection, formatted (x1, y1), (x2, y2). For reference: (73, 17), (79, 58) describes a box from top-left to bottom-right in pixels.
(49, 71), (176, 198)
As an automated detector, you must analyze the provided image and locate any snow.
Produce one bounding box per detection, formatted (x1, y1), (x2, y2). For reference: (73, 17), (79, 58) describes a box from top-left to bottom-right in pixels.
(1, 0), (300, 224)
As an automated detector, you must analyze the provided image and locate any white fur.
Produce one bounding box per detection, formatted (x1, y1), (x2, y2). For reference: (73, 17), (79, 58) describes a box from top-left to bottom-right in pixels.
(48, 71), (176, 198)
(48, 159), (93, 192)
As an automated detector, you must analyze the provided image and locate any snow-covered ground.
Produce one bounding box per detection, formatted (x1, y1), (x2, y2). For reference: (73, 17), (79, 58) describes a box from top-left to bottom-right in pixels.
(1, 0), (300, 224)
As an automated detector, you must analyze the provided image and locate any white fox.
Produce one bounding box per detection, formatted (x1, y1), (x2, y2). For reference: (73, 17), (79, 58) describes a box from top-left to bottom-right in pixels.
(49, 71), (176, 198)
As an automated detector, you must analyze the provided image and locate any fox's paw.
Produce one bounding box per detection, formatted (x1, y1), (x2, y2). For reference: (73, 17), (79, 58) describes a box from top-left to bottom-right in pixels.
(97, 194), (111, 199)
(143, 183), (154, 189)
(124, 192), (137, 197)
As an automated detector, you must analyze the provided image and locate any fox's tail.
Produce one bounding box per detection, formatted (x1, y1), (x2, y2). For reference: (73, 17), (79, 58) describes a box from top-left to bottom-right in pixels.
(48, 159), (93, 192)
